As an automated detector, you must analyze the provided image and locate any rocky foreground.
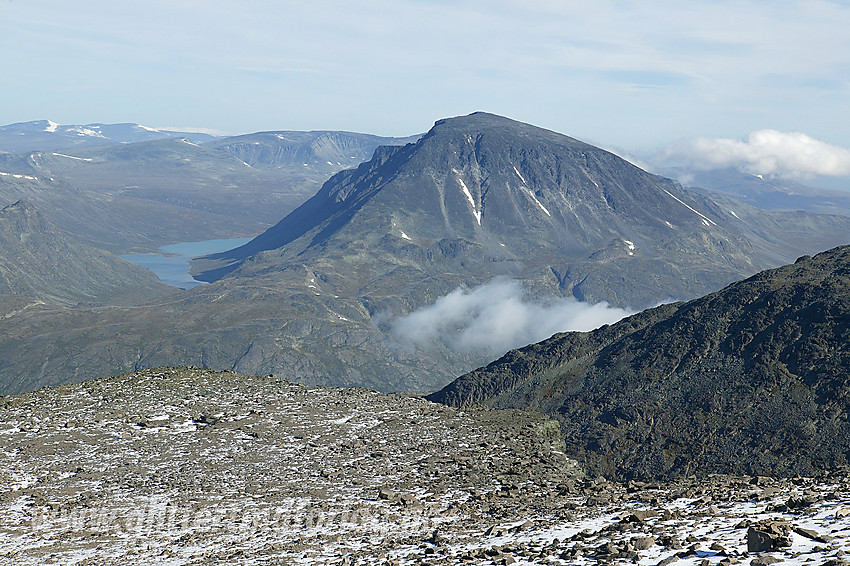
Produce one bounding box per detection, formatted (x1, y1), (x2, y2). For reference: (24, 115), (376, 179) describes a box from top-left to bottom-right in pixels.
(1, 367), (850, 565)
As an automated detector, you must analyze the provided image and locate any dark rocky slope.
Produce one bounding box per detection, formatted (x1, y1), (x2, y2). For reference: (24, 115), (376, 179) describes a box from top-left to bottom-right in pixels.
(0, 200), (173, 307)
(6, 367), (850, 564)
(429, 245), (850, 481)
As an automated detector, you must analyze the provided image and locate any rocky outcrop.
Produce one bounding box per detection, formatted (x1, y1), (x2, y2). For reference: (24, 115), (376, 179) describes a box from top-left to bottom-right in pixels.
(429, 245), (850, 481)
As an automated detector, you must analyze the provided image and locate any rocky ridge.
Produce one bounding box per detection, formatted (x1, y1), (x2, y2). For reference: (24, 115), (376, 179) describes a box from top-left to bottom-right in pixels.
(428, 245), (850, 481)
(2, 367), (850, 565)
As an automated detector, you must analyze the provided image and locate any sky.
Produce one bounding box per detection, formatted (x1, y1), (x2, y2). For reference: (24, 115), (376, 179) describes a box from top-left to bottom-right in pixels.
(1, 0), (849, 162)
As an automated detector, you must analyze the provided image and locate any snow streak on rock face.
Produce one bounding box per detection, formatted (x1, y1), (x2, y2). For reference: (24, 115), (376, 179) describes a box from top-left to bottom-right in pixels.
(2, 367), (850, 565)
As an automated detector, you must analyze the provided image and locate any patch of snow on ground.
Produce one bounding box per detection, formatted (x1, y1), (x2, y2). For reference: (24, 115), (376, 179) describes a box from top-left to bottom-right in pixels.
(0, 172), (37, 180)
(400, 231), (411, 240)
(44, 120), (59, 133)
(52, 152), (93, 162)
(522, 187), (551, 217)
(454, 172), (482, 225)
(513, 166), (527, 185)
(662, 189), (717, 226)
(68, 127), (104, 138)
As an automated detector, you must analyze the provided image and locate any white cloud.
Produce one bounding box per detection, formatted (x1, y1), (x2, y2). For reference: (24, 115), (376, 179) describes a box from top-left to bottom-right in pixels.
(659, 130), (850, 179)
(389, 278), (632, 356)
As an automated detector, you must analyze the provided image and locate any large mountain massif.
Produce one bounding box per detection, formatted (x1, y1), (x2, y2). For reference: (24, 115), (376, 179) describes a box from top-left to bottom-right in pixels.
(1, 113), (850, 396)
(430, 244), (850, 480)
(194, 113), (849, 308)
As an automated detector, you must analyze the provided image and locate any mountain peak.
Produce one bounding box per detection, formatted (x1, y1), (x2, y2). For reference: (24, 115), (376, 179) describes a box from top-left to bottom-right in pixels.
(193, 113), (826, 311)
(426, 112), (588, 148)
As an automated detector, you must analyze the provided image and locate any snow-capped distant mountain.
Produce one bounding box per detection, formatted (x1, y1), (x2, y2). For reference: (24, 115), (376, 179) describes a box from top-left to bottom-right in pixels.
(0, 120), (220, 154)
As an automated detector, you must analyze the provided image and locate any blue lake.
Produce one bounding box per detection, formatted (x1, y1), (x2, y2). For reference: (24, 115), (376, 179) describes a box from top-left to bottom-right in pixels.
(122, 237), (253, 290)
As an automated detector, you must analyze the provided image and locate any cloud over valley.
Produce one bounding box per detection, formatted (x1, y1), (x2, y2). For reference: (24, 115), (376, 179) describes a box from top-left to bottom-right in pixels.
(388, 278), (633, 357)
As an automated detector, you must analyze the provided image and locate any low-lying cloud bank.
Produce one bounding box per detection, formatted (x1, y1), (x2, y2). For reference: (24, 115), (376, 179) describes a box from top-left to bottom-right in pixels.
(389, 278), (633, 356)
(660, 130), (850, 179)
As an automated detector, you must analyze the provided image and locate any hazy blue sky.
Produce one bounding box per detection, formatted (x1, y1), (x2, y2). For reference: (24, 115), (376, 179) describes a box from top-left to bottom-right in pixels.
(2, 0), (849, 156)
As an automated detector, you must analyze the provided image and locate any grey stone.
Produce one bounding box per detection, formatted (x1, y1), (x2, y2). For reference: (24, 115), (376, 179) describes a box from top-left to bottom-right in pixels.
(748, 521), (792, 553)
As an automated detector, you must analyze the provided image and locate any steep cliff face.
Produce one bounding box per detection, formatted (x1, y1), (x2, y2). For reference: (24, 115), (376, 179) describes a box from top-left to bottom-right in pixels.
(429, 245), (850, 480)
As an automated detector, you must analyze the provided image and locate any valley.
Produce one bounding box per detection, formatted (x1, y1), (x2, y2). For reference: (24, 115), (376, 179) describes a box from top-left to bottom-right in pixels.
(2, 113), (850, 396)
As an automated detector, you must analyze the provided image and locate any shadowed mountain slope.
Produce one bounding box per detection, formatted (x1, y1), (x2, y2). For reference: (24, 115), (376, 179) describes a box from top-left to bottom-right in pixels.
(428, 245), (850, 481)
(0, 200), (173, 307)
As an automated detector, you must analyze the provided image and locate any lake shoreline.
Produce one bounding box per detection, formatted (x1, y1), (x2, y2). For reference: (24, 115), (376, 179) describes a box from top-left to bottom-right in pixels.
(121, 237), (253, 289)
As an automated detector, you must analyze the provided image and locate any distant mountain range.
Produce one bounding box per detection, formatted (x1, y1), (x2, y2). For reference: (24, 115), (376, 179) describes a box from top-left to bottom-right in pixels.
(668, 167), (850, 217)
(0, 120), (220, 154)
(0, 122), (417, 253)
(429, 244), (850, 480)
(1, 113), (850, 397)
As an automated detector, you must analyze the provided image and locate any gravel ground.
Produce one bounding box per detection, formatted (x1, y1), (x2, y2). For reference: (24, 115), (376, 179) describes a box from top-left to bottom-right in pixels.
(1, 367), (849, 565)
